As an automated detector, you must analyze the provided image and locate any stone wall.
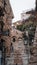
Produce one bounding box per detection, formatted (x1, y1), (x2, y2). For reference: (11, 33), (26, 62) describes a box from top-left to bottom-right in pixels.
(0, 1), (14, 65)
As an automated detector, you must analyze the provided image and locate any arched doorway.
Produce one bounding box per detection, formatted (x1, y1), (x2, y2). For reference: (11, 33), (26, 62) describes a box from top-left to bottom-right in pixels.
(0, 39), (5, 65)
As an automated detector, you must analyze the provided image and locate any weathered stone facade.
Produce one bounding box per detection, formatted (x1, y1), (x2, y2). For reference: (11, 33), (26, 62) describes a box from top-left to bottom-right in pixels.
(0, 0), (14, 65)
(0, 0), (37, 65)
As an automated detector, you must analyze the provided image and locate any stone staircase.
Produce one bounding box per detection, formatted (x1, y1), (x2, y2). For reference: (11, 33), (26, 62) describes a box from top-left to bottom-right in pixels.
(6, 52), (14, 65)
(5, 43), (30, 65)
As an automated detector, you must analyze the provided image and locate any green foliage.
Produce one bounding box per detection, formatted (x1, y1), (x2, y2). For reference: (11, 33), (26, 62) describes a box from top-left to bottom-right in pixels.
(17, 24), (26, 31)
(17, 20), (36, 46)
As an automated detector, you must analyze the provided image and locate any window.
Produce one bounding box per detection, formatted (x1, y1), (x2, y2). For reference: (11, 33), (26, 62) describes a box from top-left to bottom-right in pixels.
(13, 37), (16, 42)
(3, 29), (10, 36)
(0, 21), (4, 32)
(0, 7), (4, 16)
(12, 36), (16, 42)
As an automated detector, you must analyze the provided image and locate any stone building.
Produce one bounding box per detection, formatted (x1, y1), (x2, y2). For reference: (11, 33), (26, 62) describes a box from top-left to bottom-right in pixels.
(0, 0), (14, 65)
(0, 0), (37, 65)
(25, 0), (37, 65)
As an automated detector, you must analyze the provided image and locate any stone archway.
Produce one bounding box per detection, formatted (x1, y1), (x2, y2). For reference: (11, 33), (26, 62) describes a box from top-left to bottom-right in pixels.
(12, 36), (17, 42)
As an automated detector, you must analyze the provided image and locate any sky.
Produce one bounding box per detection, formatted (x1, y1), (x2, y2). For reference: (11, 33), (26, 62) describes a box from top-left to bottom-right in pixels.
(10, 0), (35, 23)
